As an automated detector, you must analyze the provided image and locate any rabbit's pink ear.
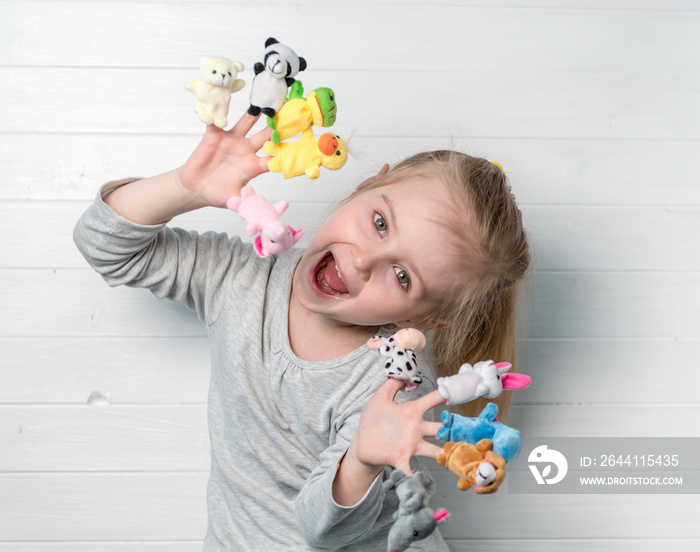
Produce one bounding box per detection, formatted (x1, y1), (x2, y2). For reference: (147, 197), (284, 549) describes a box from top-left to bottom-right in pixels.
(501, 373), (531, 390)
(495, 362), (512, 376)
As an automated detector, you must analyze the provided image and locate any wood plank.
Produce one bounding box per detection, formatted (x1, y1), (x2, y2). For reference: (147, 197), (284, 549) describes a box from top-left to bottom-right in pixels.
(1, 469), (697, 541)
(1, 68), (698, 140)
(0, 337), (210, 405)
(7, 201), (700, 271)
(0, 405), (209, 472)
(506, 404), (700, 437)
(3, 269), (699, 339)
(0, 545), (202, 552)
(527, 271), (700, 339)
(3, 134), (699, 205)
(2, 337), (699, 406)
(0, 269), (207, 337)
(524, 206), (700, 271)
(2, 200), (326, 269)
(0, 3), (10, 66)
(0, 473), (208, 541)
(433, 483), (700, 540)
(516, 338), (700, 404)
(6, 0), (696, 8)
(430, 486), (700, 540)
(2, 405), (697, 473)
(445, 540), (700, 552)
(4, 3), (698, 74)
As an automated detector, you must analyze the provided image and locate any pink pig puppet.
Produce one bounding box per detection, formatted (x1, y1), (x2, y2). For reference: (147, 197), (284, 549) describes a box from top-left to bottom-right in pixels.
(436, 360), (531, 406)
(226, 185), (304, 258)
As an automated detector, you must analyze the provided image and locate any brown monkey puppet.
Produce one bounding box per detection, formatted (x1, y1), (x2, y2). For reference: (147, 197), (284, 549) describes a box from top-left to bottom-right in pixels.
(437, 439), (507, 494)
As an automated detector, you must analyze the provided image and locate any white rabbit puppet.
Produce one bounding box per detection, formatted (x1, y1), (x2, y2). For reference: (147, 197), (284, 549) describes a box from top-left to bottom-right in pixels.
(436, 361), (531, 406)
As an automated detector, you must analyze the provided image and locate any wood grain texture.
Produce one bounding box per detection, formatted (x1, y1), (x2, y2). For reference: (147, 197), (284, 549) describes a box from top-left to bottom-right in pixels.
(0, 405), (209, 471)
(2, 1), (699, 549)
(2, 69), (699, 140)
(0, 473), (208, 541)
(0, 337), (210, 404)
(2, 135), (700, 205)
(3, 3), (698, 74)
(3, 269), (699, 339)
(6, 202), (700, 269)
(0, 545), (203, 552)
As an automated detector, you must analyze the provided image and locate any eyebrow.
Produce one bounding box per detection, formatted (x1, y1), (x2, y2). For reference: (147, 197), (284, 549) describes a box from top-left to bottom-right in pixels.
(381, 193), (427, 298)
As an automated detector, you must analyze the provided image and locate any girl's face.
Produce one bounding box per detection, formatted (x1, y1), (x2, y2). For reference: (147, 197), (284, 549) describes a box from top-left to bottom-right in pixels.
(292, 176), (468, 329)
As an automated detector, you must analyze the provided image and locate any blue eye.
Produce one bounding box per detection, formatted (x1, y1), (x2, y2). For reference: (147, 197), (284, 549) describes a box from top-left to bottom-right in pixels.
(394, 267), (409, 289)
(374, 213), (388, 236)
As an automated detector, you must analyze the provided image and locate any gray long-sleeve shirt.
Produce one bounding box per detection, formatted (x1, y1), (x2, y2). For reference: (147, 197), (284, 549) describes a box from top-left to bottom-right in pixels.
(73, 180), (450, 551)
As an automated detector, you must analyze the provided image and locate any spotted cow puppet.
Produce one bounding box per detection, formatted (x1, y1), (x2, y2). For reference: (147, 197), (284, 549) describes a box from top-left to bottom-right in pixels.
(367, 329), (426, 390)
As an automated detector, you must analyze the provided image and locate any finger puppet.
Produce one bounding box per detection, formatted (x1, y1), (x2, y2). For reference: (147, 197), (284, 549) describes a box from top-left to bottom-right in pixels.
(437, 360), (531, 405)
(267, 80), (337, 144)
(367, 329), (426, 390)
(263, 131), (348, 179)
(437, 439), (507, 494)
(226, 185), (304, 258)
(185, 56), (245, 128)
(383, 470), (450, 552)
(437, 402), (522, 463)
(248, 37), (307, 118)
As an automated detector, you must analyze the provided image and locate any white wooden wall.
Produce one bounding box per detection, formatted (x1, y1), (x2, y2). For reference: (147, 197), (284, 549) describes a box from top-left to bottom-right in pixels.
(2, 1), (699, 550)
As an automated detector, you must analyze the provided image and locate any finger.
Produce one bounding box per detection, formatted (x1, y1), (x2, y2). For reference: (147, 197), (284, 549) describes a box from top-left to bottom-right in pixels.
(376, 377), (409, 401)
(249, 125), (273, 151)
(231, 112), (260, 136)
(415, 440), (445, 461)
(201, 123), (223, 142)
(415, 389), (448, 412)
(394, 458), (413, 476)
(257, 156), (271, 174)
(422, 421), (444, 438)
(377, 163), (390, 176)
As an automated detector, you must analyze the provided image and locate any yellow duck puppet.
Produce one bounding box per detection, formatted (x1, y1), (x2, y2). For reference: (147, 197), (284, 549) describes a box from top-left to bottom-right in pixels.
(264, 130), (348, 180)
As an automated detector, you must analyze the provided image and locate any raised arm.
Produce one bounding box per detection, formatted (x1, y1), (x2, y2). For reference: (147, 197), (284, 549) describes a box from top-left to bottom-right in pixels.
(104, 113), (271, 225)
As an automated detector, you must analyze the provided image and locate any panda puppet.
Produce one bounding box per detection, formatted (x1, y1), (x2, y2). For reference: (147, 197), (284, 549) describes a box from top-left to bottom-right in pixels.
(248, 38), (307, 118)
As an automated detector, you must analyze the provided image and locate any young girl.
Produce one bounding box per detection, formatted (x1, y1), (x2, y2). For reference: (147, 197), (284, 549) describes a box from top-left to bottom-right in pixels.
(73, 112), (530, 551)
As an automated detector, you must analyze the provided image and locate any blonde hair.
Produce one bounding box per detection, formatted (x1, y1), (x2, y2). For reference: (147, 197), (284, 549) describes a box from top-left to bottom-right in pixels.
(348, 151), (531, 419)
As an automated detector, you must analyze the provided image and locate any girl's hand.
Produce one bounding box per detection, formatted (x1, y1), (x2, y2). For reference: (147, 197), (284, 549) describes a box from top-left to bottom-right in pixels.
(352, 378), (447, 475)
(177, 112), (272, 208)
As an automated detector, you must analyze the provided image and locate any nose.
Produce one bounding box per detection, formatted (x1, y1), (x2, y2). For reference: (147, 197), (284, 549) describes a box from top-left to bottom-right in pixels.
(352, 246), (381, 281)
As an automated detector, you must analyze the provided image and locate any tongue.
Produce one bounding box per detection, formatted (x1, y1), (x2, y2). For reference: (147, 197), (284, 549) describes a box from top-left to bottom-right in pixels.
(320, 261), (348, 294)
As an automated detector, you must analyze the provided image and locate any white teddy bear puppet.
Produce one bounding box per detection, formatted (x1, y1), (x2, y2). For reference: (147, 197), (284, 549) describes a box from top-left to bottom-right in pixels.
(185, 56), (245, 128)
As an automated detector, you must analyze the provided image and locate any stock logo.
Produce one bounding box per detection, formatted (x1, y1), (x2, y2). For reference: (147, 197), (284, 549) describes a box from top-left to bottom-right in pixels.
(528, 445), (568, 485)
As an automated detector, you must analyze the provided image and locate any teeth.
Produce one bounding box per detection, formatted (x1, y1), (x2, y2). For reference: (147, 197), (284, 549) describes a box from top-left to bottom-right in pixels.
(314, 253), (347, 296)
(330, 260), (343, 295)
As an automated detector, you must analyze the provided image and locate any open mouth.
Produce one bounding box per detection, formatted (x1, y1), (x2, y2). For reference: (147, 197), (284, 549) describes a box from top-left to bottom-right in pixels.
(314, 252), (349, 296)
